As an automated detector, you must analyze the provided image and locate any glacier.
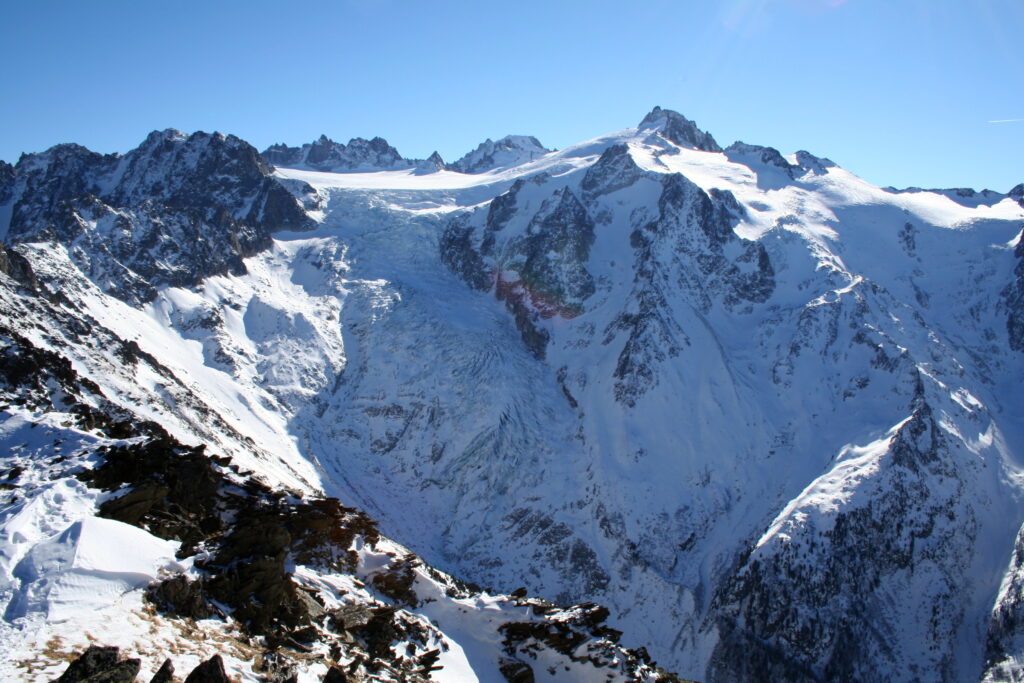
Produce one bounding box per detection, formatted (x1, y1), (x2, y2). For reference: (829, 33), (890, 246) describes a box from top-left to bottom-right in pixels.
(0, 107), (1022, 682)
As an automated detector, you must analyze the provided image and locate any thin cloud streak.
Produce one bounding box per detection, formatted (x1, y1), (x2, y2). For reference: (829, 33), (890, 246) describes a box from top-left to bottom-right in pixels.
(988, 118), (1024, 123)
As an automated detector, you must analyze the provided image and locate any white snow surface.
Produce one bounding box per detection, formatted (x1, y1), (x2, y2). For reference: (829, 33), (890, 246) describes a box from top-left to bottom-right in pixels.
(2, 118), (1023, 681)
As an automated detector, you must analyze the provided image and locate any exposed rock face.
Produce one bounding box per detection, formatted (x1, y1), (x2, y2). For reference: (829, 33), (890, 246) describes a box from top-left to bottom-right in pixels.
(56, 646), (140, 683)
(2, 130), (315, 303)
(606, 170), (772, 405)
(442, 135), (773, 376)
(183, 655), (230, 683)
(150, 659), (175, 683)
(450, 135), (550, 174)
(638, 106), (722, 152)
(983, 522), (1024, 681)
(509, 186), (596, 318)
(442, 175), (596, 359)
(706, 385), (998, 682)
(1011, 183), (1024, 207)
(1005, 234), (1024, 352)
(725, 141), (798, 178)
(0, 160), (14, 202)
(418, 151), (447, 173)
(0, 242), (38, 292)
(263, 134), (413, 172)
(794, 150), (836, 174)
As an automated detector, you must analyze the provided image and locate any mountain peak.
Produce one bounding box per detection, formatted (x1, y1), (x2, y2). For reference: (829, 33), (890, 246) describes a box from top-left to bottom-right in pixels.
(638, 106), (722, 153)
(262, 134), (411, 172)
(143, 128), (189, 144)
(450, 134), (551, 174)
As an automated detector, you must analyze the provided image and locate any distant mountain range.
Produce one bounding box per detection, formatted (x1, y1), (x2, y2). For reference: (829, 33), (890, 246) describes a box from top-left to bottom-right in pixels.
(261, 131), (551, 175)
(1, 106), (1022, 682)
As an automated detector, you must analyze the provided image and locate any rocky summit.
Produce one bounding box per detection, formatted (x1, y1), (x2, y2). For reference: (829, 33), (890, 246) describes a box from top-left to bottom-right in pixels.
(0, 107), (1023, 682)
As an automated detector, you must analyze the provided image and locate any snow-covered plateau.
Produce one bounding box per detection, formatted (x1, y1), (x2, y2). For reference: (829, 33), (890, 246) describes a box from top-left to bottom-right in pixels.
(0, 107), (1022, 682)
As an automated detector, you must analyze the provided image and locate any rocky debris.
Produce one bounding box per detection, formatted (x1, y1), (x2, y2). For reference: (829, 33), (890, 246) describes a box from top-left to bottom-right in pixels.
(498, 603), (690, 682)
(450, 135), (550, 174)
(146, 575), (215, 620)
(638, 106), (721, 153)
(370, 554), (420, 606)
(322, 667), (348, 682)
(55, 646), (140, 683)
(81, 430), (379, 635)
(43, 377), (695, 683)
(82, 436), (225, 553)
(65, 411), (449, 679)
(3, 130), (314, 304)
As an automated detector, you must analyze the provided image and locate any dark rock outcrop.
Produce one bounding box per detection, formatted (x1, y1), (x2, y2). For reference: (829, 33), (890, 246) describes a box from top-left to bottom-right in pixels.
(450, 136), (550, 174)
(183, 655), (230, 683)
(708, 397), (968, 682)
(509, 186), (596, 318)
(638, 106), (722, 153)
(262, 134), (412, 172)
(607, 172), (773, 405)
(150, 659), (174, 683)
(0, 159), (14, 202)
(0, 241), (39, 292)
(794, 150), (836, 174)
(56, 646), (140, 683)
(580, 144), (645, 200)
(1011, 183), (1024, 207)
(725, 141), (798, 179)
(416, 151), (447, 174)
(441, 178), (597, 359)
(439, 215), (492, 291)
(4, 130), (314, 304)
(1003, 233), (1024, 352)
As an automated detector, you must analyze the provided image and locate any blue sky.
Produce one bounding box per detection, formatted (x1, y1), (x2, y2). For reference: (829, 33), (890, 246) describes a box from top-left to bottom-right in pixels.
(1, 0), (1021, 191)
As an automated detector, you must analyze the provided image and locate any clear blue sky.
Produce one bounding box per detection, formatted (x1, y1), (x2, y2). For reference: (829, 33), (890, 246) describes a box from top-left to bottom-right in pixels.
(1, 0), (1021, 191)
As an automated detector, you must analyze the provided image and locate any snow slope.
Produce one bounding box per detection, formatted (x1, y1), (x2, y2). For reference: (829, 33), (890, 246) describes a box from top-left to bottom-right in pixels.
(1, 107), (1022, 682)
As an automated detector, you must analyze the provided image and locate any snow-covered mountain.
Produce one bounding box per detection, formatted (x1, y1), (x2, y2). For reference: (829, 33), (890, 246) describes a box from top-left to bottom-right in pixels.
(1, 107), (1022, 682)
(261, 132), (552, 177)
(262, 134), (435, 174)
(449, 136), (552, 174)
